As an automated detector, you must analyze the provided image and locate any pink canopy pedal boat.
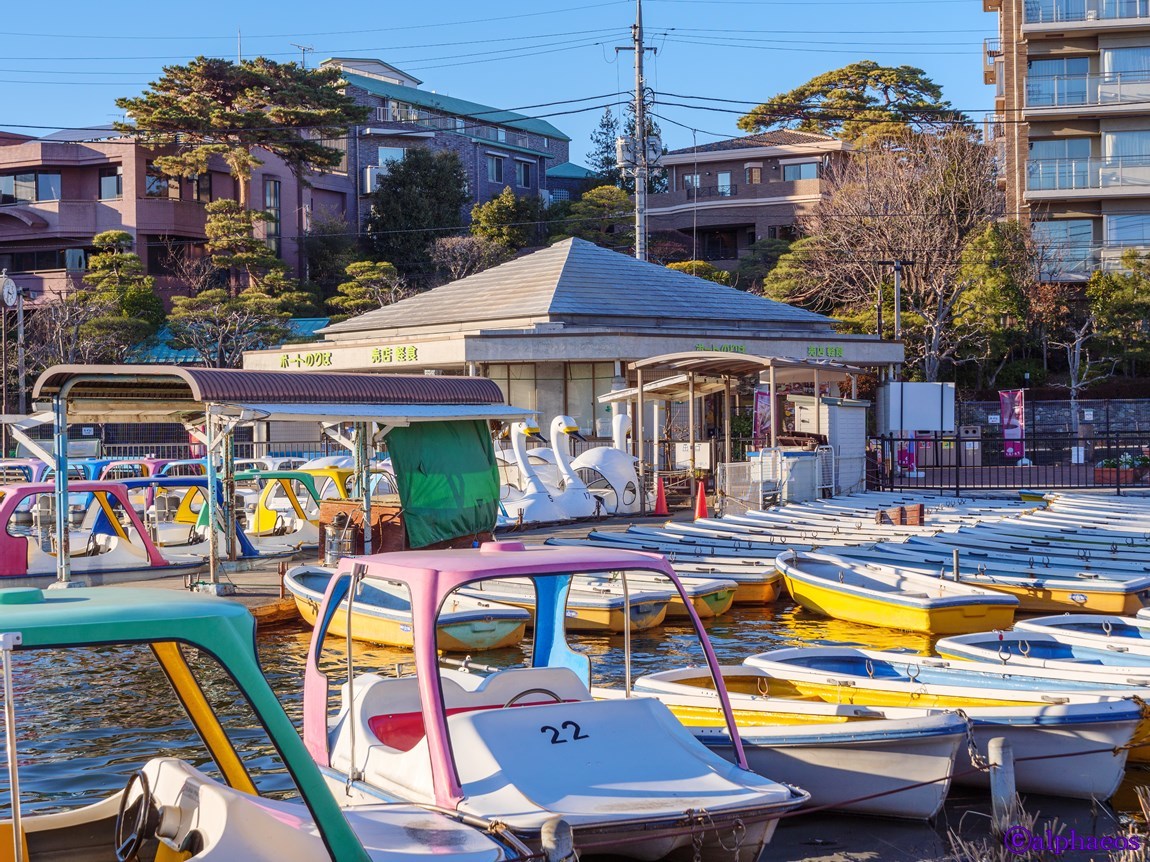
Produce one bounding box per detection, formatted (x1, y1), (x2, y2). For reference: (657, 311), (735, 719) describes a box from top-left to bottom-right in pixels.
(303, 542), (808, 861)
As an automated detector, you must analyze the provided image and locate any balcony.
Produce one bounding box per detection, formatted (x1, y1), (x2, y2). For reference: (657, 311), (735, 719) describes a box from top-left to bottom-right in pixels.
(1024, 0), (1150, 25)
(0, 199), (125, 243)
(134, 198), (207, 236)
(648, 177), (822, 216)
(1026, 156), (1150, 198)
(1025, 72), (1150, 116)
(984, 38), (1003, 85)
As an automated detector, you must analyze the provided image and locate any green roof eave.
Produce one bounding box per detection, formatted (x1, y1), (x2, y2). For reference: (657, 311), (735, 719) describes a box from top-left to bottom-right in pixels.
(342, 72), (570, 141)
(459, 135), (554, 159)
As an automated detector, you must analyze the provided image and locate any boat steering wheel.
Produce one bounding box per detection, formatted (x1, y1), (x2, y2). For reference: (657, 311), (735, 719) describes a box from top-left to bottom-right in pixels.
(503, 688), (564, 708)
(115, 770), (157, 862)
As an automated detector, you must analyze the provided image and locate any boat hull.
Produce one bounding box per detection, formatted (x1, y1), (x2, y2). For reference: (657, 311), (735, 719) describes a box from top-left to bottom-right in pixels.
(695, 717), (963, 820)
(665, 586), (737, 619)
(732, 578), (782, 604)
(781, 570), (1016, 635)
(975, 581), (1148, 615)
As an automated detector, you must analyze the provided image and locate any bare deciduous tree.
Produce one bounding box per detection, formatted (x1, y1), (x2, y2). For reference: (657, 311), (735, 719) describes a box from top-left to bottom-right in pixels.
(776, 129), (1001, 381)
(429, 236), (511, 282)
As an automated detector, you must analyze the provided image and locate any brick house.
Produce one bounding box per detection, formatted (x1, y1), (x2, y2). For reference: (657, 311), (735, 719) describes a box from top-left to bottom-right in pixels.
(646, 130), (849, 268)
(320, 58), (573, 225)
(0, 127), (351, 306)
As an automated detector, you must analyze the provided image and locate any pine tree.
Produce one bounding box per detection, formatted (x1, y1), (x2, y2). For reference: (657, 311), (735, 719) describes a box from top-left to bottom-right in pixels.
(587, 108), (622, 187)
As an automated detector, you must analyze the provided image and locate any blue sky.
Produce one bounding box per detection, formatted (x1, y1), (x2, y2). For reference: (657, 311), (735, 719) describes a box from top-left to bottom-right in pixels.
(1, 0), (995, 162)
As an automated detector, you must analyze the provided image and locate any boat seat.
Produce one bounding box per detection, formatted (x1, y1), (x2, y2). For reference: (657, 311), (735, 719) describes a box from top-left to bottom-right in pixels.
(351, 667), (592, 754)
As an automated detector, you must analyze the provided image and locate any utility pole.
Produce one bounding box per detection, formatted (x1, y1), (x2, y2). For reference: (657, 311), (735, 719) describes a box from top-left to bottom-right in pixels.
(615, 0), (656, 261)
(291, 43), (315, 69)
(878, 259), (914, 340)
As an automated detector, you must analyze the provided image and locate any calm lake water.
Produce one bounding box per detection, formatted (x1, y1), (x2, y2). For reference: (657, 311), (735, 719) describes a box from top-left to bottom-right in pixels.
(2, 597), (1146, 860)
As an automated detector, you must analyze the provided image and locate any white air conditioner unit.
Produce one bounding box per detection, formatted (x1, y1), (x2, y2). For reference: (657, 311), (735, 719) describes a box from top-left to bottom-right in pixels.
(1085, 8), (1098, 18)
(363, 165), (388, 191)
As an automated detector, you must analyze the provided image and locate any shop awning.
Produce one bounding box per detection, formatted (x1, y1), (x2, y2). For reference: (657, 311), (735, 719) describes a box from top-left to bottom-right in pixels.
(33, 365), (524, 423)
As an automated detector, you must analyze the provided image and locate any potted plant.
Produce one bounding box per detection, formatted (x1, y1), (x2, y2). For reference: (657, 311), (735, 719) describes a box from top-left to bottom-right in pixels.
(1094, 454), (1140, 486)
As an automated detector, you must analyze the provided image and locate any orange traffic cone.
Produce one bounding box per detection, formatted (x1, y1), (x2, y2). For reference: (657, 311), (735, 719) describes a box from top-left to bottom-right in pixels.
(693, 481), (709, 521)
(652, 476), (669, 517)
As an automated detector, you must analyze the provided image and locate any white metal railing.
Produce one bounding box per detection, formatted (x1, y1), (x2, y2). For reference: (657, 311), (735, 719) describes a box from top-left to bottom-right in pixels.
(1028, 156), (1150, 191)
(716, 449), (788, 514)
(1027, 72), (1150, 109)
(816, 446), (836, 494)
(1025, 0), (1150, 24)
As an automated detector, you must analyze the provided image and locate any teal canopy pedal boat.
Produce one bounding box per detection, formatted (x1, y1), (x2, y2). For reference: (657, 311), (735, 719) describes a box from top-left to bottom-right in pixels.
(0, 585), (523, 862)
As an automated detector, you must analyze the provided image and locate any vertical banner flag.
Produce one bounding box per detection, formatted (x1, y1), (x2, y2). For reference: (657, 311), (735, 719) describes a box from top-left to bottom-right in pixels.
(752, 388), (773, 443)
(1000, 389), (1026, 459)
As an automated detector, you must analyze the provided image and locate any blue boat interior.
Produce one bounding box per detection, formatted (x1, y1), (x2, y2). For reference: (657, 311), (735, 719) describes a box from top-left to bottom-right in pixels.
(773, 654), (1133, 690)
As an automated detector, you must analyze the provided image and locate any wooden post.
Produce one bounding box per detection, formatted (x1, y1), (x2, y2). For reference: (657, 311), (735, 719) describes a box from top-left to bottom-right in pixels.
(989, 737), (1019, 835)
(768, 363), (778, 449)
(636, 367), (645, 514)
(688, 371), (696, 500)
(723, 376), (732, 467)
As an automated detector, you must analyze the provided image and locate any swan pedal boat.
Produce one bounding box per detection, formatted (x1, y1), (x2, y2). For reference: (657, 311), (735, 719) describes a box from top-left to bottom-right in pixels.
(0, 585), (519, 862)
(631, 663), (1141, 800)
(285, 565), (529, 651)
(303, 543), (809, 860)
(775, 550), (1018, 634)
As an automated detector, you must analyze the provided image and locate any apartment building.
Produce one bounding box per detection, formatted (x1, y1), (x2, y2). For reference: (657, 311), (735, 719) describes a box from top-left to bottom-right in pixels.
(987, 0), (1150, 279)
(0, 128), (349, 303)
(320, 58), (574, 225)
(645, 131), (849, 267)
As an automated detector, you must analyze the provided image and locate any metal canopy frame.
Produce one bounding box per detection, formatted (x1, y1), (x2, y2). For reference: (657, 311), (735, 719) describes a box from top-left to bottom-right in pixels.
(621, 351), (882, 511)
(30, 365), (531, 590)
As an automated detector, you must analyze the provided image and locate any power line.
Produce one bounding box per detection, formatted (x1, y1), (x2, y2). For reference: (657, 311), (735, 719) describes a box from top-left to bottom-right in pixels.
(0, 1), (630, 41)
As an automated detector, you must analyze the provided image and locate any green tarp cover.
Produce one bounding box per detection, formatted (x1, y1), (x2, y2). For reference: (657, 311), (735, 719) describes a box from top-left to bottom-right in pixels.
(386, 420), (500, 548)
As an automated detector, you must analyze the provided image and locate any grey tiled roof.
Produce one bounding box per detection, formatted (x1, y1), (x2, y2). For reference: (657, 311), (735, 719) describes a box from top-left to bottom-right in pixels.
(667, 130), (836, 155)
(321, 238), (831, 336)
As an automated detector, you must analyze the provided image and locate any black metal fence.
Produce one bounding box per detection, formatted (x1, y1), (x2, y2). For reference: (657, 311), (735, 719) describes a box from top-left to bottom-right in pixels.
(870, 432), (1150, 494)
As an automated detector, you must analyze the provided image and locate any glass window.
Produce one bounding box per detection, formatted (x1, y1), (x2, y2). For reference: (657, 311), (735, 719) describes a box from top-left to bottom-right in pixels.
(745, 166), (762, 185)
(487, 155), (504, 183)
(497, 128), (507, 143)
(566, 362), (618, 435)
(14, 173), (35, 202)
(145, 162), (170, 198)
(782, 162), (819, 181)
(516, 161), (532, 188)
(551, 188), (570, 202)
(377, 147), (406, 168)
(264, 178), (282, 256)
(98, 166), (122, 200)
(1027, 57), (1090, 106)
(0, 175), (14, 205)
(193, 172), (211, 202)
(1103, 46), (1150, 76)
(1028, 138), (1092, 190)
(1034, 218), (1096, 277)
(716, 171), (733, 195)
(1107, 213), (1150, 244)
(36, 172), (61, 201)
(1104, 130), (1150, 159)
(682, 173), (700, 191)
